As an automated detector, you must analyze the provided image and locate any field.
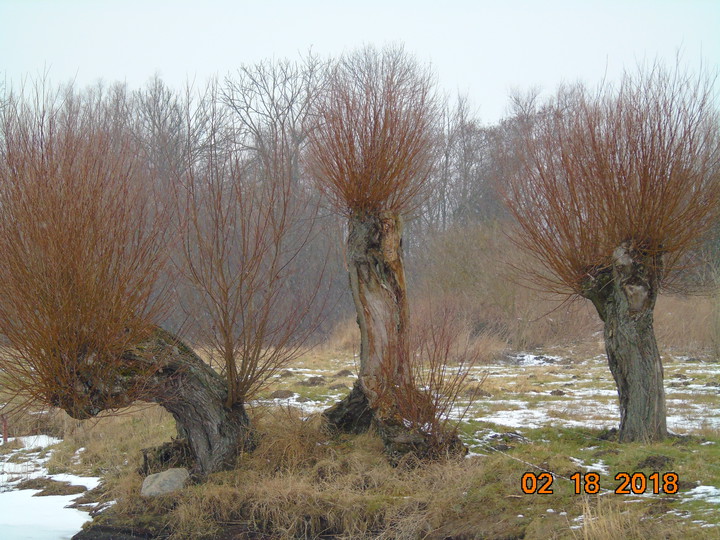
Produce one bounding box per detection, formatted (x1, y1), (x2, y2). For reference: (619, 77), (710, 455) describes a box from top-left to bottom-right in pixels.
(1, 332), (718, 539)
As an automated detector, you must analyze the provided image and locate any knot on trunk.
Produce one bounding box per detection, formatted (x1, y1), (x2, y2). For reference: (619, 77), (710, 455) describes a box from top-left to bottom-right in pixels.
(622, 283), (650, 313)
(348, 212), (403, 267)
(612, 242), (660, 316)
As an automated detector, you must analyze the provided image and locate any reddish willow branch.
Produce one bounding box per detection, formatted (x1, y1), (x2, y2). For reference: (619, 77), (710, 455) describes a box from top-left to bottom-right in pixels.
(504, 64), (720, 295)
(0, 84), (171, 414)
(306, 45), (438, 217)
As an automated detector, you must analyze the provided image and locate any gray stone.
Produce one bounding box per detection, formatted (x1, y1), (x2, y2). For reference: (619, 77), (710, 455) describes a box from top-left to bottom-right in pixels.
(140, 467), (189, 497)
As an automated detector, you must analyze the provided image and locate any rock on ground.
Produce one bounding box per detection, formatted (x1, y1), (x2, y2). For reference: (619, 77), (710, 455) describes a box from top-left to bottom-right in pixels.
(140, 467), (189, 497)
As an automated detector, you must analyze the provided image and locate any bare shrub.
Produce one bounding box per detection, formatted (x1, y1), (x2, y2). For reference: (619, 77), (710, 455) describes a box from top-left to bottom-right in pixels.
(379, 303), (487, 458)
(179, 102), (322, 406)
(175, 60), (330, 408)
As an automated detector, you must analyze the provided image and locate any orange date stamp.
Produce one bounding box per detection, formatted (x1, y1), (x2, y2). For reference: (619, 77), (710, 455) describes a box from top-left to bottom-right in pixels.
(520, 471), (679, 495)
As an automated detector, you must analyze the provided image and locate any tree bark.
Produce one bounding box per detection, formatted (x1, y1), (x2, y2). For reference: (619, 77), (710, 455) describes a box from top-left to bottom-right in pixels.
(348, 211), (411, 406)
(583, 243), (667, 442)
(49, 328), (251, 476)
(323, 212), (410, 428)
(323, 212), (465, 462)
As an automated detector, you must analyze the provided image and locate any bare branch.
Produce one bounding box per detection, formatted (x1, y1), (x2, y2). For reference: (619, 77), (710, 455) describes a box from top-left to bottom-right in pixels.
(307, 45), (438, 216)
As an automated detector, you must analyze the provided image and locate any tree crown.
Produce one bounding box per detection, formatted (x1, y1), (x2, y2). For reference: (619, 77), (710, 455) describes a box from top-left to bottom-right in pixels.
(307, 45), (438, 217)
(0, 83), (170, 415)
(505, 64), (720, 295)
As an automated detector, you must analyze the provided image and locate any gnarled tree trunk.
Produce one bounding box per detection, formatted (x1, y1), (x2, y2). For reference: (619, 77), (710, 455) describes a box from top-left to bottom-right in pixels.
(51, 328), (251, 476)
(583, 243), (667, 442)
(324, 212), (454, 461)
(324, 212), (410, 428)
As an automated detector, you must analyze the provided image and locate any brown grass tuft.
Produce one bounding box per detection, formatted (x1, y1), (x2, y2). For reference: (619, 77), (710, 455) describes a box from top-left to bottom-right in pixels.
(574, 496), (668, 540)
(246, 406), (333, 473)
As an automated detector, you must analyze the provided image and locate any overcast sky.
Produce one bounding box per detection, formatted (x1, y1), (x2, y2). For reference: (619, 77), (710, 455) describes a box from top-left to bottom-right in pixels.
(1, 0), (718, 124)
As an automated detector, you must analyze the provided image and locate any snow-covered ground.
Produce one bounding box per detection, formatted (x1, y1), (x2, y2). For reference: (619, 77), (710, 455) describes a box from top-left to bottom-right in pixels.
(471, 352), (720, 432)
(0, 435), (100, 540)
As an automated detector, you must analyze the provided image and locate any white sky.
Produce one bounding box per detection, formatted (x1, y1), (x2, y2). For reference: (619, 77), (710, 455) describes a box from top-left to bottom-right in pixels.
(1, 0), (718, 124)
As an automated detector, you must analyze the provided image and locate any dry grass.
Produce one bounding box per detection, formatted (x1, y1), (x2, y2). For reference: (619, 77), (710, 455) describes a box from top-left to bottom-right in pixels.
(322, 317), (360, 354)
(654, 294), (720, 354)
(0, 402), (67, 441)
(58, 400), (712, 539)
(414, 221), (720, 355)
(574, 496), (672, 540)
(169, 417), (489, 539)
(2, 307), (717, 539)
(45, 404), (176, 477)
(3, 358), (716, 539)
(246, 406), (335, 473)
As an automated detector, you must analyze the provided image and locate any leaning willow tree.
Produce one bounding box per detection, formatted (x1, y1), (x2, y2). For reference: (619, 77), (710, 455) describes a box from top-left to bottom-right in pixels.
(505, 65), (720, 442)
(0, 84), (257, 475)
(0, 70), (328, 475)
(307, 46), (451, 457)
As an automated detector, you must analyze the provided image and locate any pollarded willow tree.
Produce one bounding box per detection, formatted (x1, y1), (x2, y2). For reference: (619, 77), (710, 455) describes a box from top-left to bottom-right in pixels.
(505, 65), (720, 442)
(0, 70), (329, 477)
(307, 46), (453, 457)
(0, 84), (255, 475)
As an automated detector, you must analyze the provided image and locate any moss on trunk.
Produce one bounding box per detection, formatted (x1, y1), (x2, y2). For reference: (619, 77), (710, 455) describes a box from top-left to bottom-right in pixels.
(54, 328), (252, 476)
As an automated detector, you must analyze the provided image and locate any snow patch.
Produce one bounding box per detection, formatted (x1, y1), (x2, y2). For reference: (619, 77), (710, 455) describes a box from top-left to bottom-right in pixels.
(508, 353), (564, 366)
(0, 435), (101, 538)
(0, 489), (93, 539)
(684, 485), (720, 505)
(569, 457), (609, 474)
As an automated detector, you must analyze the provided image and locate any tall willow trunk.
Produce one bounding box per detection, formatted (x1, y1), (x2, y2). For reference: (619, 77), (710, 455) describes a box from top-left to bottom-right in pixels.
(324, 211), (410, 433)
(324, 212), (467, 461)
(51, 328), (251, 476)
(584, 244), (667, 442)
